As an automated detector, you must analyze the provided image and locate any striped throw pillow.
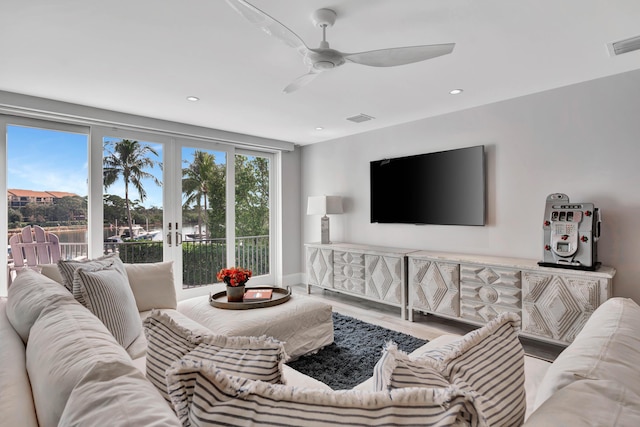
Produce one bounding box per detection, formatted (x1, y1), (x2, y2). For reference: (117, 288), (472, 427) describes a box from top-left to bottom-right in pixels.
(73, 266), (142, 350)
(372, 342), (449, 391)
(143, 311), (203, 403)
(143, 310), (286, 405)
(166, 359), (488, 427)
(58, 253), (126, 293)
(374, 312), (526, 427)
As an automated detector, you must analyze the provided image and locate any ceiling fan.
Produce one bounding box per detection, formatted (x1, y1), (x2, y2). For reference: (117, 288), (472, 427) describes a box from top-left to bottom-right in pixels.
(225, 0), (455, 93)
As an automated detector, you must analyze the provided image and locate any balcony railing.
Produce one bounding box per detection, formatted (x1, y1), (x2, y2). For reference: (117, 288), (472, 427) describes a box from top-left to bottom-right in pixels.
(58, 235), (269, 289)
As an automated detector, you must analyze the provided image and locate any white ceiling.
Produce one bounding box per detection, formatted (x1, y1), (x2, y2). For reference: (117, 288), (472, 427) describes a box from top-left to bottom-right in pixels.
(2, 0), (640, 145)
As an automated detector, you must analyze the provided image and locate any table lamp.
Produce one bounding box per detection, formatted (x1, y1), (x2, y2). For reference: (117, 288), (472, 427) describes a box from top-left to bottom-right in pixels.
(307, 196), (343, 244)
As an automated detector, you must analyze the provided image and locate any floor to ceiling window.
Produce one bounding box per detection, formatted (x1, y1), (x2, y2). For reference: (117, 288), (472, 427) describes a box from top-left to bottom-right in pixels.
(1, 116), (277, 297)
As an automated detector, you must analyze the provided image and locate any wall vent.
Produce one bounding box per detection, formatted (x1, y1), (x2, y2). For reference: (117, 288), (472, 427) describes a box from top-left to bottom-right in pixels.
(346, 113), (375, 123)
(609, 35), (640, 56)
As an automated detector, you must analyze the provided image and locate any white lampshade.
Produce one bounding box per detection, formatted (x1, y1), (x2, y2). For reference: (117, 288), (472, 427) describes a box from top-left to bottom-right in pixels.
(307, 196), (343, 216)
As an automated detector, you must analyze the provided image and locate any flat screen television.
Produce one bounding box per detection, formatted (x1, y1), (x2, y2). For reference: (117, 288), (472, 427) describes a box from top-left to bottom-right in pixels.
(370, 145), (485, 226)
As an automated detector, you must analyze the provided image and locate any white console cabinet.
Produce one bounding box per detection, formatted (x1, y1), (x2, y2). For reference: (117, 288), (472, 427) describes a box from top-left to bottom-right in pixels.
(408, 251), (615, 345)
(305, 243), (415, 319)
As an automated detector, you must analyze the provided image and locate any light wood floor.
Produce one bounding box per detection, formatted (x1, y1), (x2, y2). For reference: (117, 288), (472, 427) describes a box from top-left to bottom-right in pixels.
(291, 284), (565, 362)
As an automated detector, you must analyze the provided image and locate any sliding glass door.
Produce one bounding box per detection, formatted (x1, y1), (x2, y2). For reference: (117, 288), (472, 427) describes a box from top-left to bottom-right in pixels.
(1, 118), (277, 296)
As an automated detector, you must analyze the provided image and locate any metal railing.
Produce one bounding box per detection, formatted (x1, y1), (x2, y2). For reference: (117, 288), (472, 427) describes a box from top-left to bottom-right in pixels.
(56, 235), (270, 289)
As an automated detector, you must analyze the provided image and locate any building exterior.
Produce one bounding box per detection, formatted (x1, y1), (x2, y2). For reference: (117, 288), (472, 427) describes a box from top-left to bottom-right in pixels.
(7, 189), (80, 209)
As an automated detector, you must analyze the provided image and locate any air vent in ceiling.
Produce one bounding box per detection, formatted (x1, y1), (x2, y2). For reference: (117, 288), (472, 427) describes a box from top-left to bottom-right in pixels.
(346, 113), (375, 123)
(609, 35), (640, 56)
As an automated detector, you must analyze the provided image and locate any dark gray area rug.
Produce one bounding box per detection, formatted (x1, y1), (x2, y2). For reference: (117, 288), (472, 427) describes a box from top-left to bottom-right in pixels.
(287, 312), (428, 390)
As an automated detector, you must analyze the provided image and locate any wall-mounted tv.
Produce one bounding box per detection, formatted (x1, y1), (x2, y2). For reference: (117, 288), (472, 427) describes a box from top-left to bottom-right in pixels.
(370, 145), (485, 226)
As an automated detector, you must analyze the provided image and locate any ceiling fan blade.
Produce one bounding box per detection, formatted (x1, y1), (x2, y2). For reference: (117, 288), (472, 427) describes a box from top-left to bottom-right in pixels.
(225, 0), (308, 55)
(283, 71), (319, 94)
(344, 43), (455, 67)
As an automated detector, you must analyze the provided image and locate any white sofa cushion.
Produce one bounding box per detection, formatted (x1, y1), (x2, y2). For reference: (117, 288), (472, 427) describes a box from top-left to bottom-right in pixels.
(373, 312), (526, 427)
(166, 359), (487, 427)
(73, 266), (142, 350)
(0, 299), (39, 427)
(6, 269), (75, 343)
(144, 310), (286, 405)
(534, 297), (640, 410)
(125, 261), (177, 311)
(26, 300), (136, 427)
(58, 360), (180, 427)
(524, 379), (640, 426)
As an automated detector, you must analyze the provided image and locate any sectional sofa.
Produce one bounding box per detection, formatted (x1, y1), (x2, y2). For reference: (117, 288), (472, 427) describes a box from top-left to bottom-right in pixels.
(1, 258), (639, 426)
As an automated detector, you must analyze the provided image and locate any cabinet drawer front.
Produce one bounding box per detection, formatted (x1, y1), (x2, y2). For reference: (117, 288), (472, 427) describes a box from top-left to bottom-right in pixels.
(334, 251), (365, 267)
(409, 258), (459, 317)
(333, 276), (366, 295)
(460, 265), (522, 323)
(334, 264), (366, 281)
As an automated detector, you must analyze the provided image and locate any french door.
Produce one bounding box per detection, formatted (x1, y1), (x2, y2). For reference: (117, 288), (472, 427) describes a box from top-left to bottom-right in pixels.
(1, 116), (277, 298)
(174, 141), (274, 300)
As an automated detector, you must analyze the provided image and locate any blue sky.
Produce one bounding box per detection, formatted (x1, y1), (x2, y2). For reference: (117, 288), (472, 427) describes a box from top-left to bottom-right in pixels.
(7, 125), (227, 209)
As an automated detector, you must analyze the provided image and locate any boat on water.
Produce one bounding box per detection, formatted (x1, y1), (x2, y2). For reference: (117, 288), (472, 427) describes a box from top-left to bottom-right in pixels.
(105, 225), (162, 242)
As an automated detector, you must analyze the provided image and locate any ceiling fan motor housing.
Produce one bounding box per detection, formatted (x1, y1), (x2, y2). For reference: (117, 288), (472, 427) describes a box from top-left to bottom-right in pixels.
(306, 48), (345, 70)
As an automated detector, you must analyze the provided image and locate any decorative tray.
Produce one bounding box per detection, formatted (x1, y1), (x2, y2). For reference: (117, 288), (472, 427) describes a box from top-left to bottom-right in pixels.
(209, 286), (291, 310)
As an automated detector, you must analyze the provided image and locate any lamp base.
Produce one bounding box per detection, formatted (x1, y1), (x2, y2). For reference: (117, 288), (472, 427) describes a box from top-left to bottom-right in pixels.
(321, 215), (330, 244)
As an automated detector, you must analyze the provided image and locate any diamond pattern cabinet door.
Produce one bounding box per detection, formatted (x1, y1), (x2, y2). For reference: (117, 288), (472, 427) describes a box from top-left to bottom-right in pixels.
(522, 271), (609, 344)
(364, 255), (403, 304)
(409, 258), (460, 317)
(306, 247), (333, 289)
(460, 265), (522, 323)
(334, 251), (366, 295)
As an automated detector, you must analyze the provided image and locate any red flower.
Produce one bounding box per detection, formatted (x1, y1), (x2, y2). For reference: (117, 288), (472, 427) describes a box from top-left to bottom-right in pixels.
(217, 267), (253, 286)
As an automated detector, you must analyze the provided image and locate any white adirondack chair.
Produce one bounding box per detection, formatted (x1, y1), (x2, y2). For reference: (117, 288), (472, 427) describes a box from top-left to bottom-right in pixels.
(8, 225), (61, 285)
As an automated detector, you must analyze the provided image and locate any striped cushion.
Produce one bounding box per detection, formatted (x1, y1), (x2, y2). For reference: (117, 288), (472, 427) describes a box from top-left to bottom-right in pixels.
(182, 335), (286, 383)
(372, 342), (449, 391)
(58, 253), (125, 292)
(143, 310), (286, 405)
(73, 267), (142, 350)
(144, 311), (202, 403)
(166, 359), (488, 427)
(374, 312), (526, 427)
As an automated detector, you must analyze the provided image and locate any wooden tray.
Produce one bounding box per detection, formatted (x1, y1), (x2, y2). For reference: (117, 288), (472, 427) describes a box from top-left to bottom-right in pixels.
(209, 286), (291, 310)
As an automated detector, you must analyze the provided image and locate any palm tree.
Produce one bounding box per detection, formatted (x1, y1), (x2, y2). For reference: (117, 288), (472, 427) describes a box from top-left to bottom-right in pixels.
(103, 139), (161, 239)
(182, 151), (216, 239)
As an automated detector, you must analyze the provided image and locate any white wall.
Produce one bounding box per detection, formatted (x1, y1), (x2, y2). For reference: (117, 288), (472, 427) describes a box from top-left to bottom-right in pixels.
(299, 68), (640, 303)
(280, 148), (302, 278)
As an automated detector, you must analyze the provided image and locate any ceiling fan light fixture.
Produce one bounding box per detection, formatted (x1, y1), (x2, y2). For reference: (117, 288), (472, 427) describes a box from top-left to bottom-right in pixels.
(449, 89), (463, 95)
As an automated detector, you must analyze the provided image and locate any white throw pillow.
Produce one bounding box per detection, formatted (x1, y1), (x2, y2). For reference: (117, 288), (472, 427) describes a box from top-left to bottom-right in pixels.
(373, 312), (526, 427)
(6, 269), (76, 343)
(38, 264), (64, 285)
(57, 253), (125, 292)
(144, 310), (286, 405)
(166, 359), (486, 427)
(73, 266), (142, 350)
(125, 261), (177, 311)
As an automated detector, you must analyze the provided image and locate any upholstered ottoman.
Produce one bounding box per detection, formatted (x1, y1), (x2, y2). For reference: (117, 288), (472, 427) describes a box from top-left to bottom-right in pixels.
(177, 289), (334, 360)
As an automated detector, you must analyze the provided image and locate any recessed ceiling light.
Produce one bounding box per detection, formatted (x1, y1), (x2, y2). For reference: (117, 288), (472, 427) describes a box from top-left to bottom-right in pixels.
(449, 89), (463, 95)
(186, 96), (200, 102)
(315, 127), (324, 131)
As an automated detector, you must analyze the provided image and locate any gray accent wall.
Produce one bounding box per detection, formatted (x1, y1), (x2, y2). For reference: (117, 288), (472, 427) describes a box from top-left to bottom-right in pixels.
(298, 68), (640, 303)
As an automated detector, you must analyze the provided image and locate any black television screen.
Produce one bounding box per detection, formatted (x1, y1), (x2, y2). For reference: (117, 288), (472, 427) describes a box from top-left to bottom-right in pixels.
(370, 145), (485, 226)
